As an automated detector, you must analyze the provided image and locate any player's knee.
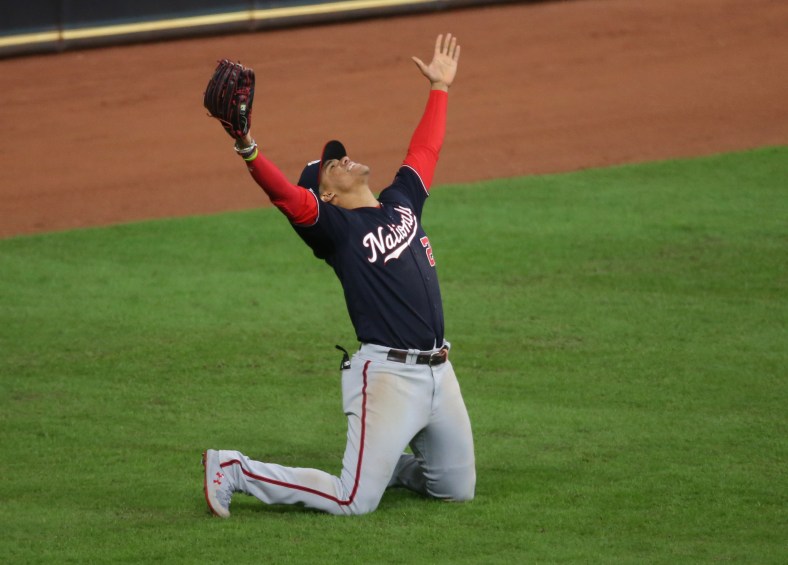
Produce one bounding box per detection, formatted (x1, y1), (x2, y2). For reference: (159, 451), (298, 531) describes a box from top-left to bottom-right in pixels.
(446, 478), (476, 502)
(450, 483), (475, 502)
(344, 491), (384, 516)
(429, 466), (476, 502)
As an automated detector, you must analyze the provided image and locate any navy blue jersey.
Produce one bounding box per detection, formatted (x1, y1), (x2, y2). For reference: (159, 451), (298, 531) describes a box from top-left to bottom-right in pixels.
(294, 165), (443, 351)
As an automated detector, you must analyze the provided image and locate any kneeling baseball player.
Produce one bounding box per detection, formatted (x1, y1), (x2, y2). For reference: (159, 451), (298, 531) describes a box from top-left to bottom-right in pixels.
(201, 33), (475, 516)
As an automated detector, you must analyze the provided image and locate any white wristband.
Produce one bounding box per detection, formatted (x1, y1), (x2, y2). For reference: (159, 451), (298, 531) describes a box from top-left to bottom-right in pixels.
(234, 139), (257, 157)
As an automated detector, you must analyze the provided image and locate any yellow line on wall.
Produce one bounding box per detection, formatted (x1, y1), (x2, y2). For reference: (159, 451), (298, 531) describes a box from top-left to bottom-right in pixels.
(250, 0), (434, 20)
(0, 30), (59, 47)
(0, 0), (435, 48)
(62, 11), (252, 40)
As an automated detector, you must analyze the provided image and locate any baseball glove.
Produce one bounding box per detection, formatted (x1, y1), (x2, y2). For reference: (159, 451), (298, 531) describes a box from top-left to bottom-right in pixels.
(203, 59), (255, 139)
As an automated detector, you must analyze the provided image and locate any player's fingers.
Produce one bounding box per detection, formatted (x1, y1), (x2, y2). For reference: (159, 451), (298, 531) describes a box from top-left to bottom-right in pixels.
(453, 43), (461, 62)
(434, 34), (443, 56)
(411, 56), (427, 73)
(448, 35), (457, 58)
(442, 33), (452, 55)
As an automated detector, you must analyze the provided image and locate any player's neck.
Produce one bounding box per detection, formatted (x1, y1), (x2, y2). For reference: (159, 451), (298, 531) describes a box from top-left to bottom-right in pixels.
(341, 186), (379, 210)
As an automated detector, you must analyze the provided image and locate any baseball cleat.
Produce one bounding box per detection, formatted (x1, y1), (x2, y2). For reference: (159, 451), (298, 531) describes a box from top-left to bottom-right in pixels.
(202, 449), (232, 518)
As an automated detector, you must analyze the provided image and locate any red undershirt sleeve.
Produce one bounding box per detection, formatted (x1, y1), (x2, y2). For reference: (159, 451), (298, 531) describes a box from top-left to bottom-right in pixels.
(402, 89), (448, 191)
(241, 149), (318, 226)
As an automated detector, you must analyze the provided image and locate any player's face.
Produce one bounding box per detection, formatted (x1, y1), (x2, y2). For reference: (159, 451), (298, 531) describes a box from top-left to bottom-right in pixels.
(321, 156), (370, 193)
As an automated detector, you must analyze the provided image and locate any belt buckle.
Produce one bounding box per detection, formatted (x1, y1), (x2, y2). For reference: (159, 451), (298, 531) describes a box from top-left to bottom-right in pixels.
(428, 349), (445, 366)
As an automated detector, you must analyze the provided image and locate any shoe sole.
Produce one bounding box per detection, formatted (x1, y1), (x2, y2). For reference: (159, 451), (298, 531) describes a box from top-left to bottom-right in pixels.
(202, 450), (230, 518)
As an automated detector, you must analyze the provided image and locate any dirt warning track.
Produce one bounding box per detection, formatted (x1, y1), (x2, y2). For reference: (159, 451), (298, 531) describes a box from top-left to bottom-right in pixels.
(0, 0), (786, 238)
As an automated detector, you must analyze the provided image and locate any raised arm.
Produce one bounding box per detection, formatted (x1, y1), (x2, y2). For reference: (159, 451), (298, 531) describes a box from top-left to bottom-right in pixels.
(235, 134), (318, 226)
(404, 34), (461, 188)
(203, 59), (318, 225)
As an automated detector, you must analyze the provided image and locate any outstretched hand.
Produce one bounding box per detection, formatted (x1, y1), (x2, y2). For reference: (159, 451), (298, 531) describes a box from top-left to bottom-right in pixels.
(412, 33), (461, 91)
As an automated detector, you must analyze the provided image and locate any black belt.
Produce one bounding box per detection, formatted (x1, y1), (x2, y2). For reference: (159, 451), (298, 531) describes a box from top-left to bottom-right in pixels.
(386, 347), (448, 366)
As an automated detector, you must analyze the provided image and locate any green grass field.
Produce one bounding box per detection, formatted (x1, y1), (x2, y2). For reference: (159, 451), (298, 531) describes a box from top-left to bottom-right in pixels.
(1, 147), (786, 564)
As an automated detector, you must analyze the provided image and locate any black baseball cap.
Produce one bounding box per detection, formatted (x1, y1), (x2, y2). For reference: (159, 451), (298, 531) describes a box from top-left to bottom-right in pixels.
(297, 140), (347, 196)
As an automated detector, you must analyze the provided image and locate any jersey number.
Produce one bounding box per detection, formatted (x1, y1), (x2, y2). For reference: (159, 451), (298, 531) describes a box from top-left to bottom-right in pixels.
(420, 236), (435, 267)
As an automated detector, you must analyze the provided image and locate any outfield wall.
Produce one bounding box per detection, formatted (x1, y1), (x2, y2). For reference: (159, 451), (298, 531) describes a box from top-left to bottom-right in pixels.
(0, 0), (524, 58)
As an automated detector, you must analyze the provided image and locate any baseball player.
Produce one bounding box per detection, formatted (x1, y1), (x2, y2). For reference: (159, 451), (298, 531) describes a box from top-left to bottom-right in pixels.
(203, 33), (475, 516)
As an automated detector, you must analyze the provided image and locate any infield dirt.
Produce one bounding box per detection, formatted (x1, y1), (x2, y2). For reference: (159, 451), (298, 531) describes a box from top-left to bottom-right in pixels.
(0, 0), (786, 238)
